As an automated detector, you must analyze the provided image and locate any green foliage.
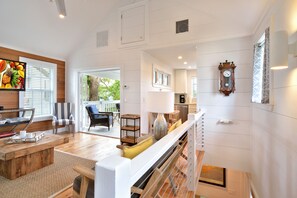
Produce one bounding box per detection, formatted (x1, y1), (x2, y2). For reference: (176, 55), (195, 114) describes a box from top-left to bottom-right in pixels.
(98, 78), (120, 100)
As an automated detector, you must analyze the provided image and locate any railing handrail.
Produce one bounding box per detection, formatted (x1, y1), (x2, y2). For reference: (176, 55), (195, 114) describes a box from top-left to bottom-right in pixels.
(83, 100), (120, 104)
(95, 109), (206, 198)
(129, 119), (195, 185)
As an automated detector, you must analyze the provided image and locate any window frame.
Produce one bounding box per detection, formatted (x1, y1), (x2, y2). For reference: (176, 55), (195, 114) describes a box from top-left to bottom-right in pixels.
(251, 34), (265, 104)
(19, 57), (57, 122)
(251, 28), (272, 106)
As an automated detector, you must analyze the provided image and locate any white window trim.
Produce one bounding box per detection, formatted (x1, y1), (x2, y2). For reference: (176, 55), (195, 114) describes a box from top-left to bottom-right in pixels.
(192, 77), (197, 99)
(251, 31), (274, 109)
(19, 57), (57, 122)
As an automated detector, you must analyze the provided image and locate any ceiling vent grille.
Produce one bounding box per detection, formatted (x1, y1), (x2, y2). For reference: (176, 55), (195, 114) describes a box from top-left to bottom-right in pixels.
(97, 31), (108, 47)
(176, 19), (189, 34)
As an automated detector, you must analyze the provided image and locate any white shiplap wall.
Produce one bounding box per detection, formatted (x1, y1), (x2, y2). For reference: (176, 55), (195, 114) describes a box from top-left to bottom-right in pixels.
(196, 36), (253, 172)
(251, 0), (297, 197)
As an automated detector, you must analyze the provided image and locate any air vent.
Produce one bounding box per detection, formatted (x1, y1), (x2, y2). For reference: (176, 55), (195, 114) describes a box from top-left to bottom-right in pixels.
(97, 31), (108, 47)
(176, 19), (189, 34)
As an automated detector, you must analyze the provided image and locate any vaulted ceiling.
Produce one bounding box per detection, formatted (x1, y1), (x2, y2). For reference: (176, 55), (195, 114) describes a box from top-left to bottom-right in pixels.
(0, 0), (271, 61)
(0, 0), (119, 60)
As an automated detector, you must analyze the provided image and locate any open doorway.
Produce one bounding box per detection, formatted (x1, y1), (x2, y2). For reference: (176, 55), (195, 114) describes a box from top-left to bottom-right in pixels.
(78, 69), (121, 138)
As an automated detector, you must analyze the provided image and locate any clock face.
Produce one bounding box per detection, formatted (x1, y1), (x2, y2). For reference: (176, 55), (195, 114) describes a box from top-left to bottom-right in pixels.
(223, 70), (231, 77)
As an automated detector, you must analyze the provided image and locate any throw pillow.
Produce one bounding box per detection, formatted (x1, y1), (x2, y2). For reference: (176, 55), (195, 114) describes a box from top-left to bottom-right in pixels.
(123, 136), (154, 159)
(168, 122), (177, 133)
(168, 119), (182, 133)
(175, 119), (182, 128)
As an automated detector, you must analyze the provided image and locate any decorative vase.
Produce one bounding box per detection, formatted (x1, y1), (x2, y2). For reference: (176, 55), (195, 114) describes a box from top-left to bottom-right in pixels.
(153, 113), (168, 140)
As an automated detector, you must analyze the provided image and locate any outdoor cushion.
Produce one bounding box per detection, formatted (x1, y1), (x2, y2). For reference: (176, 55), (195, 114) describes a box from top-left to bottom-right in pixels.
(93, 114), (108, 119)
(88, 105), (99, 114)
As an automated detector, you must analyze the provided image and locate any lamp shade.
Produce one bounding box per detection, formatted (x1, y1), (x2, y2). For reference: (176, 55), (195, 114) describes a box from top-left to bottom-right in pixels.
(270, 31), (288, 70)
(147, 91), (174, 113)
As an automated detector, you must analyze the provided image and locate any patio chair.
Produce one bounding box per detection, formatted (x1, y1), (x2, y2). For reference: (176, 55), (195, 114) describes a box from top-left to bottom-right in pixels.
(52, 102), (75, 135)
(85, 105), (113, 131)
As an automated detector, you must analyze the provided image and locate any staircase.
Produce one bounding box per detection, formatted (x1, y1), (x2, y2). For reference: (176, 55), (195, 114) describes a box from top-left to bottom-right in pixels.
(155, 150), (205, 197)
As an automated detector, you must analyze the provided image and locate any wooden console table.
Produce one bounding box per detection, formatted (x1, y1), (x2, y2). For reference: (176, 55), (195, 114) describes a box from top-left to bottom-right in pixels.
(0, 134), (69, 180)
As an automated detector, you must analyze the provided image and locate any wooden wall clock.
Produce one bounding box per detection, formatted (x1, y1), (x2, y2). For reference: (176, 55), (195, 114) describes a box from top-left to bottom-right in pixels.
(218, 60), (236, 96)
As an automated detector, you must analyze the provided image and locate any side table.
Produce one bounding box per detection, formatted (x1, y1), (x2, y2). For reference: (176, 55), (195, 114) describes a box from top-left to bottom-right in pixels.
(120, 114), (140, 145)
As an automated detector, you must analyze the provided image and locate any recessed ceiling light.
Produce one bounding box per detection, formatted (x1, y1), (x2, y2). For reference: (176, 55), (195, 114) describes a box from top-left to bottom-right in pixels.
(188, 66), (192, 69)
(59, 14), (65, 19)
(178, 56), (183, 59)
(183, 61), (187, 65)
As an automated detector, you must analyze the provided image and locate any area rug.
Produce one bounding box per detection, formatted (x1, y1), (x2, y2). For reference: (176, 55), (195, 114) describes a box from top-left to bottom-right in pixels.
(81, 124), (121, 138)
(0, 151), (96, 198)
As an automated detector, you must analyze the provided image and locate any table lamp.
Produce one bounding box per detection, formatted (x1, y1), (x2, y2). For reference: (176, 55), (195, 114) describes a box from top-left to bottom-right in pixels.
(147, 91), (174, 140)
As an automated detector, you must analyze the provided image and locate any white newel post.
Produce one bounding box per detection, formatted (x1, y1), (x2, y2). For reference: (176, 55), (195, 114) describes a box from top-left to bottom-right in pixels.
(95, 156), (131, 198)
(187, 114), (197, 191)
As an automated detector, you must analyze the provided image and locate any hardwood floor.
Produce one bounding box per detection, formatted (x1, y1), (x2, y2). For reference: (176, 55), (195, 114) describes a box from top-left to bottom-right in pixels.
(52, 132), (121, 198)
(55, 132), (121, 162)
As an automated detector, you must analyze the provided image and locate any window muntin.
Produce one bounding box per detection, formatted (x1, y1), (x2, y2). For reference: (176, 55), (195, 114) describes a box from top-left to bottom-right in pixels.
(19, 57), (57, 119)
(192, 77), (197, 98)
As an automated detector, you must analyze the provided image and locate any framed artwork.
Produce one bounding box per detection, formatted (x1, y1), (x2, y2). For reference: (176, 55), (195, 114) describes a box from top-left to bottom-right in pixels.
(199, 165), (226, 187)
(152, 66), (171, 89)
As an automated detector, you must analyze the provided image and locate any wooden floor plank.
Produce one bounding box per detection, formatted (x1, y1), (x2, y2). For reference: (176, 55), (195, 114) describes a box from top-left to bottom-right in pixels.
(55, 132), (121, 161)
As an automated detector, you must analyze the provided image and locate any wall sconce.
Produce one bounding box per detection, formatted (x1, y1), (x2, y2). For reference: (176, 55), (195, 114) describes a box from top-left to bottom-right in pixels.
(270, 31), (297, 70)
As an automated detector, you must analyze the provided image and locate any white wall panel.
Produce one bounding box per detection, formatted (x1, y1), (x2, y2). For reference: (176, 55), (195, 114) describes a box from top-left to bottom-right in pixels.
(196, 37), (252, 54)
(197, 36), (252, 172)
(205, 118), (250, 135)
(197, 50), (253, 67)
(199, 93), (251, 107)
(273, 86), (297, 119)
(206, 132), (250, 149)
(251, 12), (297, 191)
(203, 144), (250, 172)
(205, 106), (251, 120)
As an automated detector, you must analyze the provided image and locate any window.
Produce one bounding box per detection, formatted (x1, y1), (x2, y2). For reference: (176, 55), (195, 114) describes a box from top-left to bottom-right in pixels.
(19, 57), (57, 120)
(192, 77), (197, 98)
(252, 27), (270, 104)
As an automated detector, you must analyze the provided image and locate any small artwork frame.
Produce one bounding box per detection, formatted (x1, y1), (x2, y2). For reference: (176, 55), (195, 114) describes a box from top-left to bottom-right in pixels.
(152, 65), (171, 89)
(199, 165), (226, 187)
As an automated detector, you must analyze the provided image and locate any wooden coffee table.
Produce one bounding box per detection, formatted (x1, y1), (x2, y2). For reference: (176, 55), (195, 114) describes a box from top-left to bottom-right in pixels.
(0, 134), (69, 180)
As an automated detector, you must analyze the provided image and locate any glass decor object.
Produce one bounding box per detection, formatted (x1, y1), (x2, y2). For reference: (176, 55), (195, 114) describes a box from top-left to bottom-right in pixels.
(147, 91), (174, 140)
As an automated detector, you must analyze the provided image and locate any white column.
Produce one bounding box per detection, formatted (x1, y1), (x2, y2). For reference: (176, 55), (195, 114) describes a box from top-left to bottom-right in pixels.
(95, 156), (131, 198)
